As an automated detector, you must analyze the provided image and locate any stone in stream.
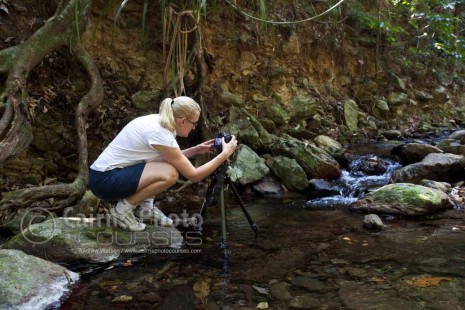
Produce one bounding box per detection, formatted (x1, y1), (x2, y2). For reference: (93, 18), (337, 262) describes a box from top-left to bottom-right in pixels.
(363, 214), (386, 230)
(0, 249), (79, 310)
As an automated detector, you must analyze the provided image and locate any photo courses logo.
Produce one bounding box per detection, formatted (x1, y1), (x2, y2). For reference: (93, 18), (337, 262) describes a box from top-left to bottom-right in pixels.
(20, 207), (56, 245)
(19, 206), (205, 248)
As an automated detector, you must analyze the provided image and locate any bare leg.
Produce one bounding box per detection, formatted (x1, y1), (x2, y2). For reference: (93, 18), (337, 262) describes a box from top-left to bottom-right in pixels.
(125, 162), (179, 206)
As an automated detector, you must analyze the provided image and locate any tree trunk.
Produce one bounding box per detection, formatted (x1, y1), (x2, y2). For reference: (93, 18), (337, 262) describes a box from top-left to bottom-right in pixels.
(0, 0), (103, 217)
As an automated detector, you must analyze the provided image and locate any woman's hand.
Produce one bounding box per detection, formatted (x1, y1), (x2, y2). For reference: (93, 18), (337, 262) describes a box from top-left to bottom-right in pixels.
(195, 139), (215, 155)
(220, 135), (238, 159)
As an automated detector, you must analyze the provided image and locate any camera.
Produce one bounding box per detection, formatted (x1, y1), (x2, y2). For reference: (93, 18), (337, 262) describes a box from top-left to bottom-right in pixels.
(213, 131), (232, 152)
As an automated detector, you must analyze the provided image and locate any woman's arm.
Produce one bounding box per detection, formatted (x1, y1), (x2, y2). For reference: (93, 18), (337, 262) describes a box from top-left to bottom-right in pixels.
(153, 137), (237, 182)
(181, 139), (214, 158)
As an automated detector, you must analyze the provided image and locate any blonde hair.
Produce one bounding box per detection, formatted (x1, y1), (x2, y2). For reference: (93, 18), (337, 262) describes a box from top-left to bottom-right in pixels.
(159, 96), (201, 132)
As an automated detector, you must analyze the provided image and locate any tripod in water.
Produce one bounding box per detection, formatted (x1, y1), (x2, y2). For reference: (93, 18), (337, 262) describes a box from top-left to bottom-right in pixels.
(199, 160), (259, 265)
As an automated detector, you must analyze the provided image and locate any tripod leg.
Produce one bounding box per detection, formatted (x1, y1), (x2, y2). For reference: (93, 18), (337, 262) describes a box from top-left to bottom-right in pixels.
(219, 187), (229, 274)
(199, 176), (218, 219)
(226, 177), (259, 239)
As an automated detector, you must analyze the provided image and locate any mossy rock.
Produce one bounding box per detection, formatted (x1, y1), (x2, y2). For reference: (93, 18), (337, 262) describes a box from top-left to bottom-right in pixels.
(349, 183), (454, 216)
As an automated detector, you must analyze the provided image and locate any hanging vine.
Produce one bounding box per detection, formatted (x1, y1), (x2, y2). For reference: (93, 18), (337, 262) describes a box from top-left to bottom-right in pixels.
(163, 5), (200, 96)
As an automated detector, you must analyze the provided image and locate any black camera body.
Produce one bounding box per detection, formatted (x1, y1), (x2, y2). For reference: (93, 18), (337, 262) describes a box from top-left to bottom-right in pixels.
(213, 131), (232, 152)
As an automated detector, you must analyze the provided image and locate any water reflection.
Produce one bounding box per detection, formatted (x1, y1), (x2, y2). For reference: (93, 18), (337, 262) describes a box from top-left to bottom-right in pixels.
(61, 153), (465, 309)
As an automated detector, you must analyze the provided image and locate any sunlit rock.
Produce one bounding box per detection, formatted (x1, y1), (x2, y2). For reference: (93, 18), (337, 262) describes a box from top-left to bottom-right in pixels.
(350, 183), (454, 216)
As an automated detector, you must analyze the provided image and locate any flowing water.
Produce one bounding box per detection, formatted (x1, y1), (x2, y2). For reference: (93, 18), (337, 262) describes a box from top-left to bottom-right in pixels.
(60, 149), (465, 309)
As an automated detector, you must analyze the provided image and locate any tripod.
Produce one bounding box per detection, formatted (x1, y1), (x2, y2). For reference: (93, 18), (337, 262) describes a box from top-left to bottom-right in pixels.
(199, 161), (259, 263)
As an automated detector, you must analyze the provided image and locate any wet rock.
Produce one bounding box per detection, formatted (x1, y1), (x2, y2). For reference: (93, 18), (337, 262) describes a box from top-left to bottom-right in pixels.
(241, 249), (306, 282)
(449, 129), (465, 140)
(436, 135), (465, 155)
(252, 176), (284, 198)
(158, 284), (195, 310)
(290, 276), (327, 293)
(419, 179), (451, 193)
(288, 294), (321, 309)
(363, 214), (386, 230)
(339, 281), (420, 309)
(204, 301), (221, 310)
(355, 156), (388, 175)
(390, 153), (465, 184)
(381, 129), (402, 140)
(0, 249), (79, 310)
(307, 179), (339, 199)
(391, 143), (443, 165)
(350, 183), (454, 216)
(269, 282), (292, 300)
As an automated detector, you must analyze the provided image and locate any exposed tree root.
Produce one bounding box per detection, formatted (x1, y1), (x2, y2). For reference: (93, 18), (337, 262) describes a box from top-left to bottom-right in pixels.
(0, 0), (103, 216)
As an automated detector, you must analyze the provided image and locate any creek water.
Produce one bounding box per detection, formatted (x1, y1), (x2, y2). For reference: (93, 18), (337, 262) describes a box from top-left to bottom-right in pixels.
(60, 146), (465, 309)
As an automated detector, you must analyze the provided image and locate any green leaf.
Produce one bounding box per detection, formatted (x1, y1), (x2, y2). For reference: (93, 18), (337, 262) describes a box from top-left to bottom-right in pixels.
(141, 0), (149, 56)
(74, 0), (80, 41)
(112, 0), (131, 47)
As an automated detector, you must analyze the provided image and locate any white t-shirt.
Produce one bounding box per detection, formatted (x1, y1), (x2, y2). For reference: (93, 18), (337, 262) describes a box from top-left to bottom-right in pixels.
(90, 114), (179, 172)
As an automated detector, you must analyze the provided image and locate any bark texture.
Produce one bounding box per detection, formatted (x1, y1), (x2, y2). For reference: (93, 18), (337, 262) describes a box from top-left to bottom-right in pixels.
(0, 0), (103, 215)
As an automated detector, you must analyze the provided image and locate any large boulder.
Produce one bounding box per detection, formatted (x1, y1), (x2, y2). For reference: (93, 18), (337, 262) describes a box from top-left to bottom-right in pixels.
(2, 217), (184, 264)
(314, 135), (343, 154)
(349, 183), (454, 216)
(0, 249), (79, 310)
(390, 153), (465, 184)
(391, 143), (443, 165)
(270, 135), (341, 180)
(227, 144), (270, 185)
(344, 99), (359, 132)
(292, 95), (317, 121)
(264, 102), (290, 125)
(222, 118), (261, 150)
(222, 107), (275, 150)
(265, 155), (308, 191)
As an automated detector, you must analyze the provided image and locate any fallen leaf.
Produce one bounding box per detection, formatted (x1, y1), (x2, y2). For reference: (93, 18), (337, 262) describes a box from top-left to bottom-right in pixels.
(193, 281), (210, 300)
(410, 277), (452, 288)
(256, 301), (268, 309)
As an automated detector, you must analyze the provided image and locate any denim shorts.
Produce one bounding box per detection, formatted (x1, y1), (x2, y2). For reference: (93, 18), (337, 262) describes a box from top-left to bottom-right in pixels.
(88, 163), (145, 201)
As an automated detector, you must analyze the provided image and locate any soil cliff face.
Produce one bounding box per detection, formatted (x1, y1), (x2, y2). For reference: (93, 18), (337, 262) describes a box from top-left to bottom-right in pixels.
(1, 0), (464, 196)
(81, 1), (464, 146)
